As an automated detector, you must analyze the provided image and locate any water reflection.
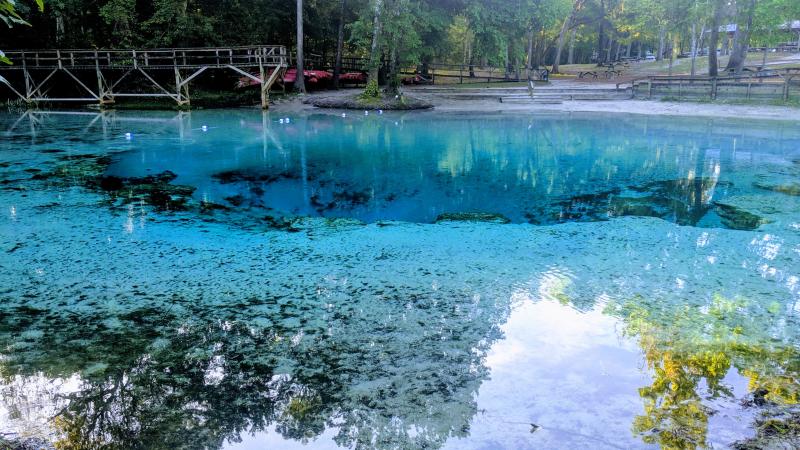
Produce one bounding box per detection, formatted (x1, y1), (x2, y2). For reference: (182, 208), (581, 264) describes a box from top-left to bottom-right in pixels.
(82, 110), (800, 228)
(1, 111), (799, 449)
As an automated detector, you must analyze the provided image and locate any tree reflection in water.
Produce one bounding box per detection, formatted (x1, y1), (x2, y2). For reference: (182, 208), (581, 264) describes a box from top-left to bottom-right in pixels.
(1, 284), (506, 450)
(607, 293), (799, 450)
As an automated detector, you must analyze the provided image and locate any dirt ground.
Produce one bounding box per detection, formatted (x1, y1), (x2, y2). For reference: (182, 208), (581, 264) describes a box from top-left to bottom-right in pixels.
(278, 86), (800, 122)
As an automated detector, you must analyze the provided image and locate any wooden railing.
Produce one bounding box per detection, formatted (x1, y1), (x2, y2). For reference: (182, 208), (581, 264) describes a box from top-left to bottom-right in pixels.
(622, 67), (800, 101)
(2, 45), (287, 70)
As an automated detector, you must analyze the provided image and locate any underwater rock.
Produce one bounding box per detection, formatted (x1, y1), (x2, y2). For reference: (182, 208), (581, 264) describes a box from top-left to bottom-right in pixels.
(0, 435), (56, 450)
(608, 197), (663, 218)
(333, 189), (372, 206)
(713, 202), (769, 230)
(733, 408), (800, 450)
(263, 215), (302, 232)
(200, 200), (231, 213)
(98, 175), (124, 191)
(435, 212), (511, 224)
(212, 169), (299, 184)
(224, 195), (245, 207)
(33, 155), (196, 212)
(546, 177), (728, 226)
(753, 181), (800, 197)
(33, 154), (112, 181)
(96, 172), (195, 211)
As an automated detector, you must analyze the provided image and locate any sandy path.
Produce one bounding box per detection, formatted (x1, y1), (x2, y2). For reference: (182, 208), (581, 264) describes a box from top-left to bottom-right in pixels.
(279, 88), (800, 122)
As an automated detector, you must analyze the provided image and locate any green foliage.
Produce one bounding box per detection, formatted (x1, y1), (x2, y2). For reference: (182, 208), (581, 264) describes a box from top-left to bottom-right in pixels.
(1, 0), (44, 64)
(361, 78), (380, 98)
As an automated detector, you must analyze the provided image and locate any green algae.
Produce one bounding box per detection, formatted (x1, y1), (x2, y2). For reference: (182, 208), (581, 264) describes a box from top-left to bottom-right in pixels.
(435, 212), (511, 224)
(713, 202), (770, 230)
(753, 181), (800, 197)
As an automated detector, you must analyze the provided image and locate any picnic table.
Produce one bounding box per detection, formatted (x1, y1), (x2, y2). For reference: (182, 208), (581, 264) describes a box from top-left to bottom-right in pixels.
(579, 63), (625, 79)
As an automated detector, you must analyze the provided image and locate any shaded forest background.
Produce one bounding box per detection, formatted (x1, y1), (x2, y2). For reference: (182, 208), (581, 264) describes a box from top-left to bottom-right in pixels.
(2, 0), (800, 73)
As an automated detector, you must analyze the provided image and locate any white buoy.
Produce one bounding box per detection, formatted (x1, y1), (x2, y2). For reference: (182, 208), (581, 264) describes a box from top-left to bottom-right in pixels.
(201, 125), (208, 132)
(342, 113), (346, 117)
(364, 110), (369, 115)
(285, 117), (291, 123)
(124, 132), (132, 140)
(279, 118), (285, 124)
(378, 109), (383, 114)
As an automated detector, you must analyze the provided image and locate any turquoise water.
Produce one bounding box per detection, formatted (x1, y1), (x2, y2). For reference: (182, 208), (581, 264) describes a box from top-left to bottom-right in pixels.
(0, 110), (799, 449)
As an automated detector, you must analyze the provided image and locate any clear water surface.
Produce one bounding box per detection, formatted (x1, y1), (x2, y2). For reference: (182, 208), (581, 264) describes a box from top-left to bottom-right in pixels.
(0, 109), (799, 449)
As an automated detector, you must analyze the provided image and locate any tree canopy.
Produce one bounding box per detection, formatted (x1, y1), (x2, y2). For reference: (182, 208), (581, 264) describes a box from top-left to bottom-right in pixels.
(1, 0), (799, 76)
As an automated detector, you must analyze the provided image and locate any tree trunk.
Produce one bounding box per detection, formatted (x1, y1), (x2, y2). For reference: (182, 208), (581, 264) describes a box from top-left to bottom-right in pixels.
(605, 39), (613, 62)
(295, 0), (306, 93)
(567, 28), (577, 64)
(332, 0), (346, 89)
(668, 37), (674, 76)
(505, 43), (511, 80)
(690, 23), (698, 76)
(626, 41), (632, 58)
(637, 40), (642, 59)
(596, 0), (605, 64)
(657, 26), (666, 61)
(387, 41), (399, 94)
(708, 0), (724, 77)
(726, 0), (756, 73)
(366, 0), (384, 88)
(469, 55), (475, 77)
(552, 0), (584, 74)
(552, 19), (569, 73)
(525, 27), (534, 81)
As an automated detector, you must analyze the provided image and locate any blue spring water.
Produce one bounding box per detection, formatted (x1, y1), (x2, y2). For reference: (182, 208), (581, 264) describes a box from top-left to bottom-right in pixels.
(0, 109), (799, 449)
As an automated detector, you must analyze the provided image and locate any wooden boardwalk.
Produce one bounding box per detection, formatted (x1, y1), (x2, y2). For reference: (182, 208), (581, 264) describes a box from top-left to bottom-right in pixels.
(0, 45), (288, 108)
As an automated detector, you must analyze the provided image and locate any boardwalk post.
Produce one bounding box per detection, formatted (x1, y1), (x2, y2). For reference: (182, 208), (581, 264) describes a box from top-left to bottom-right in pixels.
(259, 53), (268, 109)
(21, 51), (32, 104)
(174, 66), (189, 107)
(95, 50), (113, 106)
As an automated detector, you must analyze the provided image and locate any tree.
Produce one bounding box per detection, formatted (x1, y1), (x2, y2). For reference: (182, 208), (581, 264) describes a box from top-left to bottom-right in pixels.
(364, 0), (382, 97)
(1, 0), (44, 64)
(708, 0), (724, 77)
(332, 0), (346, 89)
(552, 0), (586, 74)
(726, 0), (758, 73)
(295, 0), (306, 93)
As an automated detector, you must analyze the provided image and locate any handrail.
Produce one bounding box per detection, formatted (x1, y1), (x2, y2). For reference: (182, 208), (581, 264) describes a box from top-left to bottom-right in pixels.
(1, 45), (288, 70)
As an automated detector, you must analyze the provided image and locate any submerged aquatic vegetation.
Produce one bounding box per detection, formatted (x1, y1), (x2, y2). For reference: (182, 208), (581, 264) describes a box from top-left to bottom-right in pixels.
(2, 110), (800, 449)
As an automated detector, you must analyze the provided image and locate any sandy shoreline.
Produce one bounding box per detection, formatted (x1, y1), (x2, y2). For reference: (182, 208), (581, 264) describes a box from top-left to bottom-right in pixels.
(279, 88), (800, 122)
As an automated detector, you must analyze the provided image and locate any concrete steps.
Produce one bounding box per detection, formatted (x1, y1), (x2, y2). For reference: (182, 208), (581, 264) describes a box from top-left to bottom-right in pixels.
(412, 85), (632, 102)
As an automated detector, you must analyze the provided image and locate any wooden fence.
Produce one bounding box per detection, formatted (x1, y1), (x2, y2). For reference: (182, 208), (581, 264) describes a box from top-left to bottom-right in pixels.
(622, 68), (800, 102)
